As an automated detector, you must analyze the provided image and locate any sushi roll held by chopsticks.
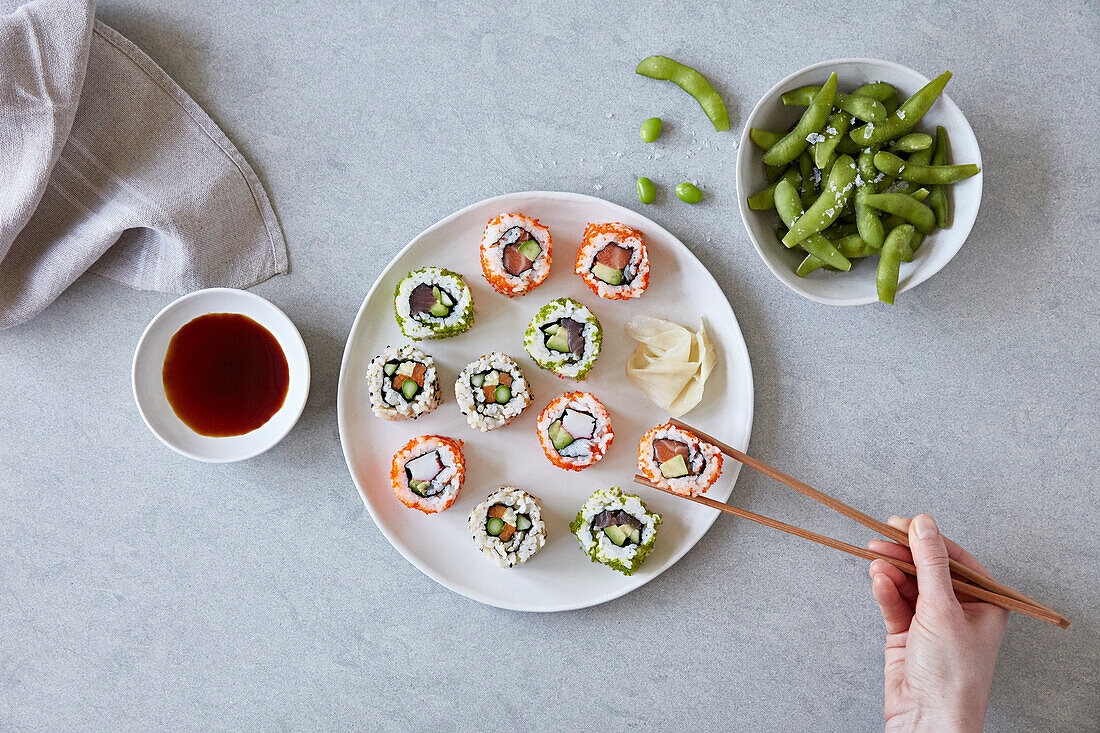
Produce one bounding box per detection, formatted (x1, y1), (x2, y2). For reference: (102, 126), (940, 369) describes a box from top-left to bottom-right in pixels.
(637, 422), (723, 497)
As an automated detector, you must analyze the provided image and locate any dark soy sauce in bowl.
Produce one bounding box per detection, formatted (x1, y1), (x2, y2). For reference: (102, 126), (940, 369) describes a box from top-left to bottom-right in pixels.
(162, 313), (290, 437)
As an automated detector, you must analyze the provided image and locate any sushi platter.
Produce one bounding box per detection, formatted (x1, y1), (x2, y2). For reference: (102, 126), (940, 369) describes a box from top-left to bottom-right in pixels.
(337, 191), (754, 611)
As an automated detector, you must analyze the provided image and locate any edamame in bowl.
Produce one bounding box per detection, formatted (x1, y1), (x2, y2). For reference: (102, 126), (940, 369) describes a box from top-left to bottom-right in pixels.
(735, 58), (983, 306)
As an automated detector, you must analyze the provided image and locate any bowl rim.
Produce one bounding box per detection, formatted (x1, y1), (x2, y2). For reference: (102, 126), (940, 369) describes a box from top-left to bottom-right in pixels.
(131, 287), (310, 463)
(735, 57), (983, 306)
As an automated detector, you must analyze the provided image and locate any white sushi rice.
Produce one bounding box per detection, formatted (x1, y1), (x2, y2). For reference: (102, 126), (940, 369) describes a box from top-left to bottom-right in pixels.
(394, 267), (474, 340)
(575, 225), (650, 299)
(481, 213), (552, 295)
(468, 486), (547, 568)
(536, 392), (613, 469)
(392, 436), (463, 514)
(638, 424), (722, 496)
(454, 352), (532, 431)
(366, 345), (442, 420)
(571, 486), (661, 572)
(522, 297), (602, 380)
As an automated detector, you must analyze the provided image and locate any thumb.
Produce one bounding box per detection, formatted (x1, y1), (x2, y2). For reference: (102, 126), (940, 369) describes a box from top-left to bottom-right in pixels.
(909, 514), (959, 613)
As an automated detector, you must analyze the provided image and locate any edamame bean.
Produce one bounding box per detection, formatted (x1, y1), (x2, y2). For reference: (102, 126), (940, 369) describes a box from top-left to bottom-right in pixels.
(636, 55), (730, 132)
(812, 110), (851, 170)
(928, 126), (951, 228)
(888, 132), (933, 152)
(850, 71), (953, 145)
(762, 72), (837, 167)
(782, 154), (858, 248)
(746, 168), (799, 210)
(676, 182), (703, 204)
(750, 128), (785, 149)
(862, 192), (936, 234)
(637, 176), (656, 204)
(640, 117), (663, 143)
(873, 151), (980, 185)
(876, 224), (915, 304)
(781, 85), (887, 123)
(774, 179), (851, 270)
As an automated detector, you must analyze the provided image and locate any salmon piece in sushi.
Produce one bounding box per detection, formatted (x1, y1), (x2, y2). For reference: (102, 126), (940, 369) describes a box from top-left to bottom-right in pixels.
(637, 422), (722, 496)
(575, 222), (650, 300)
(480, 213), (553, 296)
(390, 435), (465, 513)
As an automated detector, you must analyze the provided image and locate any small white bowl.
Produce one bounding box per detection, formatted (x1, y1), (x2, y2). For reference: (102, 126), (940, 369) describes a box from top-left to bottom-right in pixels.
(132, 288), (310, 463)
(735, 58), (983, 306)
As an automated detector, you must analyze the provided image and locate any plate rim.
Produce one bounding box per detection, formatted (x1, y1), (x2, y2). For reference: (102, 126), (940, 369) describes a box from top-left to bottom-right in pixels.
(336, 190), (755, 611)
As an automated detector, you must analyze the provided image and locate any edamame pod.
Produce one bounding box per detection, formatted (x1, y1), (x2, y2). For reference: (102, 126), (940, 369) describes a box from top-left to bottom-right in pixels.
(835, 136), (863, 155)
(782, 153), (858, 248)
(750, 128), (785, 149)
(747, 168), (799, 210)
(888, 133), (933, 152)
(850, 71), (953, 146)
(774, 179), (851, 271)
(812, 110), (851, 170)
(832, 233), (880, 258)
(766, 163), (786, 182)
(636, 176), (656, 204)
(781, 85), (887, 123)
(928, 126), (951, 228)
(797, 150), (815, 208)
(796, 253), (826, 277)
(762, 73), (837, 166)
(877, 224), (915, 304)
(862, 192), (936, 234)
(853, 82), (898, 106)
(873, 151), (979, 185)
(636, 55), (730, 132)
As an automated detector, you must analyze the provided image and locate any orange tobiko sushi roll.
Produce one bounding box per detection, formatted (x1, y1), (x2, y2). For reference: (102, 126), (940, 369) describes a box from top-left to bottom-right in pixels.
(480, 213), (552, 296)
(575, 222), (650, 300)
(536, 391), (614, 471)
(390, 435), (465, 514)
(637, 423), (722, 496)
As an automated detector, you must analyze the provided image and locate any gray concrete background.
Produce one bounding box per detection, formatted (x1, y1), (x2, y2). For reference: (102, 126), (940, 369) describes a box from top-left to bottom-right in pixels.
(2, 1), (1098, 730)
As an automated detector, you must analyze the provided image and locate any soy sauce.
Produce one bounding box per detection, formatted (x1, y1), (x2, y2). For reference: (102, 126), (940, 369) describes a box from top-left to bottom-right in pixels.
(162, 313), (290, 437)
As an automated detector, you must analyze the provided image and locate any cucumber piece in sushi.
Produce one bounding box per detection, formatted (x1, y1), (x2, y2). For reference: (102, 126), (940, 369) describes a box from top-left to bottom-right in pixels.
(454, 352), (533, 431)
(468, 486), (547, 568)
(574, 222), (650, 300)
(480, 213), (553, 297)
(570, 486), (661, 575)
(523, 297), (603, 380)
(394, 266), (474, 340)
(365, 345), (442, 421)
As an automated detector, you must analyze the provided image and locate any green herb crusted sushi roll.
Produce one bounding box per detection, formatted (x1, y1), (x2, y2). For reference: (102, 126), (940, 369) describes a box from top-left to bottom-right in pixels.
(570, 486), (662, 575)
(468, 486), (547, 568)
(394, 266), (474, 340)
(523, 297), (602, 380)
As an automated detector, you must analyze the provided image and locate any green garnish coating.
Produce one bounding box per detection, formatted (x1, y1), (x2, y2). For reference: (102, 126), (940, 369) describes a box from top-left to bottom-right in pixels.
(636, 176), (656, 205)
(494, 385), (511, 404)
(639, 117), (663, 143)
(486, 517), (504, 536)
(635, 55), (730, 132)
(675, 182), (703, 204)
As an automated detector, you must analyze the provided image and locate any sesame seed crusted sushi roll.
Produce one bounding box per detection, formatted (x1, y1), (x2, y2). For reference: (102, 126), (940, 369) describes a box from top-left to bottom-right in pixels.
(455, 352), (532, 431)
(480, 213), (553, 297)
(536, 391), (614, 471)
(468, 486), (547, 568)
(637, 422), (723, 497)
(522, 297), (602, 380)
(394, 266), (474, 340)
(575, 222), (650, 300)
(390, 435), (465, 514)
(570, 486), (662, 575)
(366, 345), (441, 421)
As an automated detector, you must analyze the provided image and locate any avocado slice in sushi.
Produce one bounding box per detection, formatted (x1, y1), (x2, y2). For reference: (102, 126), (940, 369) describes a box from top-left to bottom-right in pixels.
(548, 419), (574, 450)
(592, 262), (623, 286)
(629, 527), (641, 544)
(517, 240), (541, 262)
(429, 286), (452, 317)
(659, 454), (689, 479)
(604, 525), (628, 546)
(546, 326), (570, 353)
(409, 479), (430, 497)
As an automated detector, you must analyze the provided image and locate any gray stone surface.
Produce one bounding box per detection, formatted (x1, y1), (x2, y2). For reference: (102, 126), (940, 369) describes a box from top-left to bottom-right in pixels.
(2, 0), (1098, 730)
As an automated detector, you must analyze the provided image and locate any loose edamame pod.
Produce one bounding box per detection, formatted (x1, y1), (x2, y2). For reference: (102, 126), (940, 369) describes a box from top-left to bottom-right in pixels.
(781, 85), (887, 123)
(877, 224), (916, 304)
(928, 126), (951, 228)
(888, 132), (933, 152)
(750, 128), (784, 149)
(637, 176), (656, 204)
(774, 180), (851, 271)
(635, 55), (730, 132)
(873, 151), (980, 185)
(640, 117), (663, 143)
(782, 153), (858, 248)
(812, 110), (851, 170)
(850, 71), (953, 145)
(747, 167), (799, 210)
(762, 72), (837, 167)
(676, 182), (703, 204)
(862, 192), (936, 234)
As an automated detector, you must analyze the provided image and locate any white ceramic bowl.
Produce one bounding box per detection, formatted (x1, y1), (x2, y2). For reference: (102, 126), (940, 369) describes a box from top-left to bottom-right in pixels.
(735, 58), (983, 305)
(132, 288), (310, 462)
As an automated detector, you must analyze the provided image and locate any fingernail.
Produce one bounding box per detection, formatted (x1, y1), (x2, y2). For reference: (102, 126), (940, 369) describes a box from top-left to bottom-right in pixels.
(913, 514), (939, 538)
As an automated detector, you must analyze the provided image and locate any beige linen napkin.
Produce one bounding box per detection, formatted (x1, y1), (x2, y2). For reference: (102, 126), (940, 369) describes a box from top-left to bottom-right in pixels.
(0, 0), (288, 329)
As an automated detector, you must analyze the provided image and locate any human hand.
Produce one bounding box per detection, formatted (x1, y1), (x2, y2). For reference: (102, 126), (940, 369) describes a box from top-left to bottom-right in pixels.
(867, 514), (1009, 733)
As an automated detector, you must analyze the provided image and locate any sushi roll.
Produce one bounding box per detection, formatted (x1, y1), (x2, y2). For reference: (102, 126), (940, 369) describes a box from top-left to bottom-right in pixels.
(366, 345), (441, 420)
(455, 352), (532, 431)
(390, 435), (465, 514)
(637, 422), (723, 497)
(570, 486), (662, 575)
(394, 266), (474, 340)
(468, 486), (547, 568)
(574, 222), (650, 300)
(480, 213), (553, 297)
(536, 391), (614, 471)
(522, 297), (602, 380)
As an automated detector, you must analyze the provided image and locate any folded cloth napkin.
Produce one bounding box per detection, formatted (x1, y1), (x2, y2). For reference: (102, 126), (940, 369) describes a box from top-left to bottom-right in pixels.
(0, 0), (288, 330)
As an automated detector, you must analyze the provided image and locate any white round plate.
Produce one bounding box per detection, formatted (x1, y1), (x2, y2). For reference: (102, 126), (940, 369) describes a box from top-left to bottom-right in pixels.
(337, 192), (754, 611)
(132, 287), (310, 463)
(736, 58), (983, 305)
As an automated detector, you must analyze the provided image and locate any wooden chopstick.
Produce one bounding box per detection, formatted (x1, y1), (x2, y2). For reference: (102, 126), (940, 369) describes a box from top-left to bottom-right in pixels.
(633, 475), (1067, 628)
(668, 418), (1067, 627)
